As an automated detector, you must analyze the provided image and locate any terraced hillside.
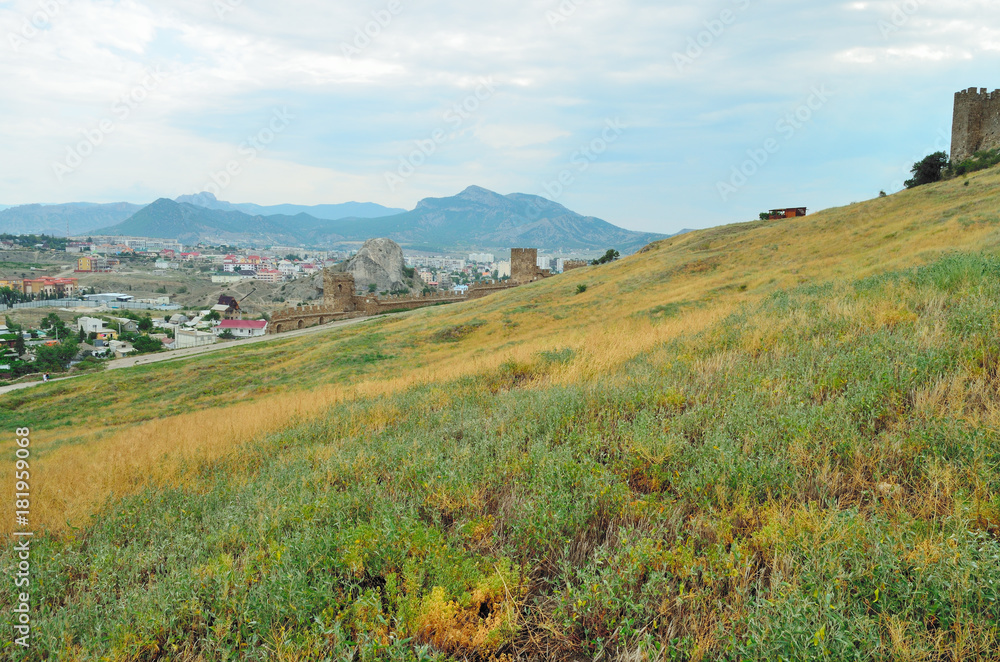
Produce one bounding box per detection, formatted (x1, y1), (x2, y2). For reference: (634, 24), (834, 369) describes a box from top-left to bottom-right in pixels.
(3, 169), (1000, 660)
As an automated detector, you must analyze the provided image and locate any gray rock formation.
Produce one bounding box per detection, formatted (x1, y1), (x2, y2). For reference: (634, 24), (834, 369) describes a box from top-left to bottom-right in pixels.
(346, 237), (409, 293)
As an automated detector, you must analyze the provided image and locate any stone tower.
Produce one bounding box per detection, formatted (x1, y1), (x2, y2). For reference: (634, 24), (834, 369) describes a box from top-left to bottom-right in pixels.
(951, 87), (1000, 164)
(323, 270), (356, 312)
(510, 248), (539, 284)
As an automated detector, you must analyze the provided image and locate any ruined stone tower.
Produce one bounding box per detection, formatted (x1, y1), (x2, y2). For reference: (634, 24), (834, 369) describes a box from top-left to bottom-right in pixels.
(952, 87), (1000, 164)
(510, 248), (552, 284)
(323, 270), (357, 312)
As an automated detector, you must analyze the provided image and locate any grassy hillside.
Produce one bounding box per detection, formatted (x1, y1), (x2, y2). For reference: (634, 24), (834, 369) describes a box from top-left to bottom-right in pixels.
(3, 169), (1000, 660)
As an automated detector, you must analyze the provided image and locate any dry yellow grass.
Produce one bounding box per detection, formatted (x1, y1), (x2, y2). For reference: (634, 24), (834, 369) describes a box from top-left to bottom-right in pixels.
(5, 168), (1000, 536)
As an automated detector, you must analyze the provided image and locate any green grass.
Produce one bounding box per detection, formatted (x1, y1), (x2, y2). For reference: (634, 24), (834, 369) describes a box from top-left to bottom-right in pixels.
(5, 252), (1000, 660)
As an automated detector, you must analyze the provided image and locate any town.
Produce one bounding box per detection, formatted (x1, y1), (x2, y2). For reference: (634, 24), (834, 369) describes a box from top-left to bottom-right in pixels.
(0, 232), (597, 383)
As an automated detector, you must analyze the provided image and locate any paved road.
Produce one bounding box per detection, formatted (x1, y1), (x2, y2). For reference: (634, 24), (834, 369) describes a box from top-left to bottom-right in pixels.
(0, 316), (374, 395)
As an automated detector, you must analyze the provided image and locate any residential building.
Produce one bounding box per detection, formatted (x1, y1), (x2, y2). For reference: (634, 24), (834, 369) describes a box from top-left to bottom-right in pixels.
(255, 268), (283, 283)
(468, 253), (495, 263)
(215, 319), (267, 338)
(23, 277), (78, 297)
(174, 328), (217, 349)
(76, 255), (112, 273)
(0, 279), (23, 293)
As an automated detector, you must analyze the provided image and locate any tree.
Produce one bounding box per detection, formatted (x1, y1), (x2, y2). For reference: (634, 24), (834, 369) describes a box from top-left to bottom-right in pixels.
(219, 329), (235, 340)
(77, 327), (86, 343)
(592, 249), (620, 266)
(904, 151), (949, 189)
(132, 336), (163, 354)
(137, 316), (154, 332)
(34, 338), (78, 373)
(204, 311), (221, 322)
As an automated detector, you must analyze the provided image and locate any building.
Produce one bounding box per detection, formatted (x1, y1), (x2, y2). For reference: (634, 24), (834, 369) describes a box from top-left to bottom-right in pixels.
(0, 279), (23, 293)
(23, 277), (79, 297)
(211, 275), (243, 284)
(468, 253), (495, 263)
(213, 295), (240, 320)
(84, 293), (134, 305)
(510, 248), (551, 283)
(215, 319), (268, 338)
(767, 208), (807, 220)
(154, 260), (179, 270)
(110, 317), (139, 333)
(76, 317), (109, 335)
(174, 328), (217, 349)
(255, 268), (283, 283)
(952, 87), (1000, 164)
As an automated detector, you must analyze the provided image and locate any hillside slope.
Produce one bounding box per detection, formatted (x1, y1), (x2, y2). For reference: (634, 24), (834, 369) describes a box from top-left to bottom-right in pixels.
(0, 201), (143, 235)
(4, 169), (1000, 660)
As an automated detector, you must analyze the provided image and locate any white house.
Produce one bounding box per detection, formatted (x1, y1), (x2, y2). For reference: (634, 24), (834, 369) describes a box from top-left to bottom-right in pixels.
(215, 319), (268, 338)
(76, 316), (109, 334)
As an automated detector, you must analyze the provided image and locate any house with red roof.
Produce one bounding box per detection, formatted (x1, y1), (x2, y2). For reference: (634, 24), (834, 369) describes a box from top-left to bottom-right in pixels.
(215, 319), (268, 338)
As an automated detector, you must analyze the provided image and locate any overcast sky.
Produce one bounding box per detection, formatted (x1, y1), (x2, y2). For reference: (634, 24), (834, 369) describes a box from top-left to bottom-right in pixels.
(0, 0), (997, 234)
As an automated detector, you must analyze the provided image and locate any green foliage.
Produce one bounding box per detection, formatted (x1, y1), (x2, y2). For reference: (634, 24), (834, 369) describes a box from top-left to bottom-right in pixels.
(10, 253), (1000, 659)
(592, 248), (620, 265)
(137, 315), (154, 332)
(431, 320), (486, 343)
(34, 338), (78, 372)
(219, 329), (235, 340)
(575, 283), (588, 295)
(948, 147), (1000, 177)
(132, 335), (163, 354)
(204, 311), (221, 322)
(904, 151), (949, 188)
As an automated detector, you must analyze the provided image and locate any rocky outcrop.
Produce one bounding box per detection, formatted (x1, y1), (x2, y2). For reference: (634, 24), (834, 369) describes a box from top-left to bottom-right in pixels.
(345, 237), (409, 293)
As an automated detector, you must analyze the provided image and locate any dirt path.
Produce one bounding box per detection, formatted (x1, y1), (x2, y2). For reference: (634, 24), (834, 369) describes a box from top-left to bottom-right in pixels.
(0, 316), (374, 395)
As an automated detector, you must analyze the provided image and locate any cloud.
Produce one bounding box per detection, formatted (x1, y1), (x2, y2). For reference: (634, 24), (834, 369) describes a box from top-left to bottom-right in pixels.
(0, 0), (998, 233)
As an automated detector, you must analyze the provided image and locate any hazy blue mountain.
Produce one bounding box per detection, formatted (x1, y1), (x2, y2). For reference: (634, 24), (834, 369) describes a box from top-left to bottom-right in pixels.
(95, 198), (307, 245)
(0, 202), (144, 236)
(174, 192), (404, 220)
(303, 186), (669, 253)
(93, 186), (667, 253)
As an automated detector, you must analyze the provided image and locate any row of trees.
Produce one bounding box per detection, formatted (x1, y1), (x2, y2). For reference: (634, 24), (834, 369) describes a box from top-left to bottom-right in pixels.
(904, 147), (1000, 189)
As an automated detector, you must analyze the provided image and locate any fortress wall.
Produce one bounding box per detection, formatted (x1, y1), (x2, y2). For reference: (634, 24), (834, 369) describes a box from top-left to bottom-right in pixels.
(952, 87), (1000, 163)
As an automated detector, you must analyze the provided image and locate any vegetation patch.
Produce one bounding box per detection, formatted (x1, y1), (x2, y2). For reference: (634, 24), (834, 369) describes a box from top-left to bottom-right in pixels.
(431, 320), (487, 343)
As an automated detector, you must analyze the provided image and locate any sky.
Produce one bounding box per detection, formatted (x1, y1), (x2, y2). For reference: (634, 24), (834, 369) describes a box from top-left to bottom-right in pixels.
(0, 0), (997, 235)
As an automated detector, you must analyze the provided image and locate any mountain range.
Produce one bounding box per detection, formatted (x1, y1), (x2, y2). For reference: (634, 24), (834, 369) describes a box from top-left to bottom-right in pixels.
(173, 192), (405, 221)
(0, 195), (403, 237)
(92, 186), (668, 253)
(0, 202), (144, 236)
